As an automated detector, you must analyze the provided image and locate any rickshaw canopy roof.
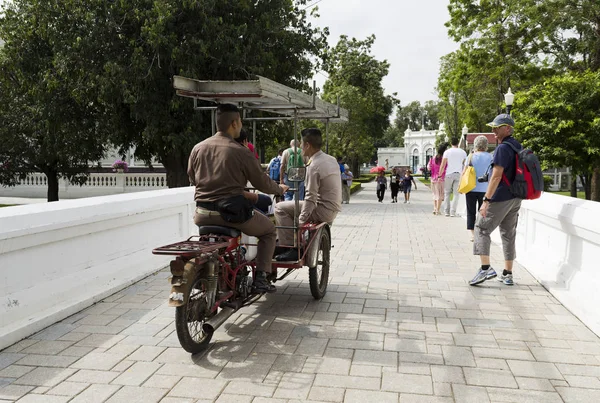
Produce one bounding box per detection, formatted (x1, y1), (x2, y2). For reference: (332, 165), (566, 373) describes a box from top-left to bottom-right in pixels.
(173, 75), (349, 123)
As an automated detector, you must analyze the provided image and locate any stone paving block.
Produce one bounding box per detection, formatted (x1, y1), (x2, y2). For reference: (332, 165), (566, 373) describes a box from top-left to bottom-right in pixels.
(104, 385), (167, 403)
(564, 374), (600, 389)
(302, 357), (351, 375)
(381, 372), (433, 394)
(168, 377), (226, 400)
(463, 367), (517, 388)
(345, 389), (398, 403)
(75, 334), (125, 349)
(353, 349), (397, 367)
(434, 382), (452, 396)
(71, 353), (125, 371)
(0, 384), (34, 400)
(313, 374), (380, 391)
(307, 385), (345, 402)
(0, 354), (26, 370)
(472, 347), (535, 361)
(272, 372), (314, 400)
(451, 384), (490, 403)
(16, 354), (78, 368)
(156, 363), (223, 379)
(442, 346), (476, 367)
(431, 365), (464, 384)
(13, 367), (77, 387)
(349, 364), (382, 378)
(556, 363), (600, 377)
(486, 386), (564, 402)
(384, 336), (427, 353)
(217, 362), (271, 382)
(0, 365), (33, 379)
(398, 352), (444, 365)
(46, 381), (89, 396)
(28, 324), (79, 341)
(13, 394), (70, 402)
(294, 338), (328, 356)
(507, 360), (564, 380)
(557, 386), (600, 402)
(398, 394), (453, 403)
(515, 377), (557, 391)
(111, 361), (161, 386)
(66, 370), (120, 384)
(475, 357), (510, 371)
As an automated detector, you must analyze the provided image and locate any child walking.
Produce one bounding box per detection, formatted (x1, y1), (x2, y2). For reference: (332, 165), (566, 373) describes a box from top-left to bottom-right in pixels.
(402, 170), (417, 204)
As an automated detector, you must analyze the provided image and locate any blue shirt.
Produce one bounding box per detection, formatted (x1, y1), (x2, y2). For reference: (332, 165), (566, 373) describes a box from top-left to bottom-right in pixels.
(491, 136), (521, 202)
(470, 152), (493, 193)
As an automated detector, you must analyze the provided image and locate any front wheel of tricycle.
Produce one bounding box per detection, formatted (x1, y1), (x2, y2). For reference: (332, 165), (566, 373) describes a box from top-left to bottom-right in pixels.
(308, 230), (331, 300)
(175, 277), (213, 354)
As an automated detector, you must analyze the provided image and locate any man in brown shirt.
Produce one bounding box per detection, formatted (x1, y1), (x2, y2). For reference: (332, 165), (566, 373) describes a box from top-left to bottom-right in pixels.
(187, 103), (288, 293)
(274, 128), (342, 261)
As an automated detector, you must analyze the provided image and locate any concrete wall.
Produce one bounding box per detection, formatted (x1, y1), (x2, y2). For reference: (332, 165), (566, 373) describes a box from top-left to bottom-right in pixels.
(0, 188), (196, 350)
(455, 190), (600, 336)
(515, 194), (600, 335)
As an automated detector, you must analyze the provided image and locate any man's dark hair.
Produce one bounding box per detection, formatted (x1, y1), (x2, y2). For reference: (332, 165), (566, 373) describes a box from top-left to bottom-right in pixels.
(235, 129), (248, 144)
(450, 136), (460, 146)
(301, 128), (323, 148)
(435, 142), (449, 164)
(216, 103), (240, 132)
(278, 147), (286, 155)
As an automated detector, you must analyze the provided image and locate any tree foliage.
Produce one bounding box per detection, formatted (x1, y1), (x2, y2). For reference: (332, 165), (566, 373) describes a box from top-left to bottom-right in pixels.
(0, 0), (108, 201)
(0, 0), (329, 198)
(515, 71), (600, 200)
(322, 35), (397, 171)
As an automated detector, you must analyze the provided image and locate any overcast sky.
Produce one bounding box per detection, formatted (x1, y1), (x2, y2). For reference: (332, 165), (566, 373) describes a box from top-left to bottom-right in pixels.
(309, 0), (458, 106)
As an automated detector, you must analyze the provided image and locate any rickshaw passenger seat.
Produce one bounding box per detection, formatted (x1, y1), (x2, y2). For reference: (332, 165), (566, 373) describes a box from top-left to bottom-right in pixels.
(198, 225), (241, 238)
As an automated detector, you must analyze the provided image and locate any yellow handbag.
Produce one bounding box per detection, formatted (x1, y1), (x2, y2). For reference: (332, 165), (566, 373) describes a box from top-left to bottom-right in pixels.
(458, 154), (476, 194)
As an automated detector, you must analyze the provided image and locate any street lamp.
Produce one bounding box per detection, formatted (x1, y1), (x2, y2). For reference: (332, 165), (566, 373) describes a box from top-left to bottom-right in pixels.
(462, 124), (468, 152)
(504, 88), (514, 115)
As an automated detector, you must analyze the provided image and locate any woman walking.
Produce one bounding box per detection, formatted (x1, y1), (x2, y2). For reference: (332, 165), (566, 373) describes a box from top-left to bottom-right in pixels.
(390, 168), (401, 203)
(464, 135), (493, 241)
(402, 170), (417, 204)
(376, 171), (387, 202)
(428, 143), (448, 214)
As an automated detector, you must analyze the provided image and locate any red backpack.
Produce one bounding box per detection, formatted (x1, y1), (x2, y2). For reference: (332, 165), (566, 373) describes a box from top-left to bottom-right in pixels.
(501, 142), (544, 200)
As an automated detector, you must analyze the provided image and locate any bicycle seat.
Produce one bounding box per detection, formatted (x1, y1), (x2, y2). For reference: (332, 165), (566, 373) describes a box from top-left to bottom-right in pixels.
(198, 225), (241, 238)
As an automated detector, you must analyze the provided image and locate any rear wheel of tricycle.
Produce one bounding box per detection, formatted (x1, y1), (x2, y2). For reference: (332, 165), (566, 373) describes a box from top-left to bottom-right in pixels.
(309, 230), (330, 299)
(175, 277), (212, 354)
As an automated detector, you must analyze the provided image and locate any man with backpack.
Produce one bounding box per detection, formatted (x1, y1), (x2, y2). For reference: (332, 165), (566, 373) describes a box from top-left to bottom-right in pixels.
(469, 114), (541, 287)
(279, 139), (306, 201)
(267, 147), (285, 182)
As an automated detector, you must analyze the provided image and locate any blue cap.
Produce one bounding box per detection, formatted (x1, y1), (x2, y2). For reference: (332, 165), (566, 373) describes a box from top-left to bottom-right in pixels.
(487, 113), (515, 128)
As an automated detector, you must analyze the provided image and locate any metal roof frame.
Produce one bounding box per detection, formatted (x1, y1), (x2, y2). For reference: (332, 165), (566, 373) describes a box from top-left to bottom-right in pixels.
(173, 75), (349, 123)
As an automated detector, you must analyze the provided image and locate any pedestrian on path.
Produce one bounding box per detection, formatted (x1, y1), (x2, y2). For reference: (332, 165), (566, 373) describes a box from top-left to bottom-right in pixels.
(341, 164), (353, 204)
(389, 168), (401, 203)
(428, 143), (448, 214)
(401, 169), (417, 204)
(469, 114), (522, 287)
(464, 135), (493, 241)
(376, 171), (387, 202)
(439, 137), (467, 216)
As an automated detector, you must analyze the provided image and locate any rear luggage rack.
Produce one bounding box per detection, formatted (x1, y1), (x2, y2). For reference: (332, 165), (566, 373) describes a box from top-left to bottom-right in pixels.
(152, 236), (230, 258)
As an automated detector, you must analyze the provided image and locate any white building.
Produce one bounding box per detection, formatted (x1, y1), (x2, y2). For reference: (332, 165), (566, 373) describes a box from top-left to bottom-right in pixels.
(377, 125), (445, 173)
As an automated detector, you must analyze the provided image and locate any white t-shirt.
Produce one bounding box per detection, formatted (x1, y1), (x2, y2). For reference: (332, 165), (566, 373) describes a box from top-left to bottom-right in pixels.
(443, 147), (467, 175)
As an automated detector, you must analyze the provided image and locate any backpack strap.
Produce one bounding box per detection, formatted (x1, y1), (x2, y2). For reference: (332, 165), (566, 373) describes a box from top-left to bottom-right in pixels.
(500, 140), (522, 186)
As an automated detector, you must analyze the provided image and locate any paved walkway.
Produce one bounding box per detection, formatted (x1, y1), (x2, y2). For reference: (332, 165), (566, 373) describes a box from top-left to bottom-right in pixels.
(2, 181), (600, 402)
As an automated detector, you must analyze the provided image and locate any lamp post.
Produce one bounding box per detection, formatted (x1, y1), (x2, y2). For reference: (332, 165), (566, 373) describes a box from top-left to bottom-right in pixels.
(462, 124), (468, 152)
(504, 88), (514, 115)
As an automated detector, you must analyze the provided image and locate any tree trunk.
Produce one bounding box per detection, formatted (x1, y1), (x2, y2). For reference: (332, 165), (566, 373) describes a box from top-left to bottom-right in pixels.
(581, 173), (592, 200)
(162, 152), (190, 188)
(571, 174), (577, 198)
(592, 167), (600, 202)
(46, 170), (60, 202)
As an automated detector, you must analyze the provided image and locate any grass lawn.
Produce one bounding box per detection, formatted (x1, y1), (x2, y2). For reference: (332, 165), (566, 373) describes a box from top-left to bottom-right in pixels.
(549, 191), (586, 199)
(418, 178), (431, 187)
(0, 204), (16, 208)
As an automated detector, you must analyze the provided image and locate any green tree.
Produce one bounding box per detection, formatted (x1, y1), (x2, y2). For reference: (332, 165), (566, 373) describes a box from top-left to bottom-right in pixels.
(322, 35), (397, 173)
(96, 0), (328, 187)
(515, 71), (600, 200)
(0, 0), (108, 201)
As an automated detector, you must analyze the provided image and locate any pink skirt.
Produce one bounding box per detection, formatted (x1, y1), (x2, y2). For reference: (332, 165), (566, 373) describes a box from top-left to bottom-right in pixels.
(431, 181), (444, 201)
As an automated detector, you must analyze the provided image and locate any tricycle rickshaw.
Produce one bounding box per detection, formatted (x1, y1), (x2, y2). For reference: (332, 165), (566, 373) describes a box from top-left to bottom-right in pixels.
(152, 75), (349, 353)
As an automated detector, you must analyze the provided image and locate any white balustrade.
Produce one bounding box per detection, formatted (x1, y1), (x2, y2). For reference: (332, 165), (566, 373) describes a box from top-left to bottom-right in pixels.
(0, 172), (169, 199)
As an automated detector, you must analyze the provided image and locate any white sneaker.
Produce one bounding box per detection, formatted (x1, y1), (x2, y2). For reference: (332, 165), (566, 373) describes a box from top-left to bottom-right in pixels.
(407, 201), (410, 204)
(450, 214), (455, 217)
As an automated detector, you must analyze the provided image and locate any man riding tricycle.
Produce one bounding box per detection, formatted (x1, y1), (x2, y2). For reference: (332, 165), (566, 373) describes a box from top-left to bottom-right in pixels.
(152, 76), (348, 353)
